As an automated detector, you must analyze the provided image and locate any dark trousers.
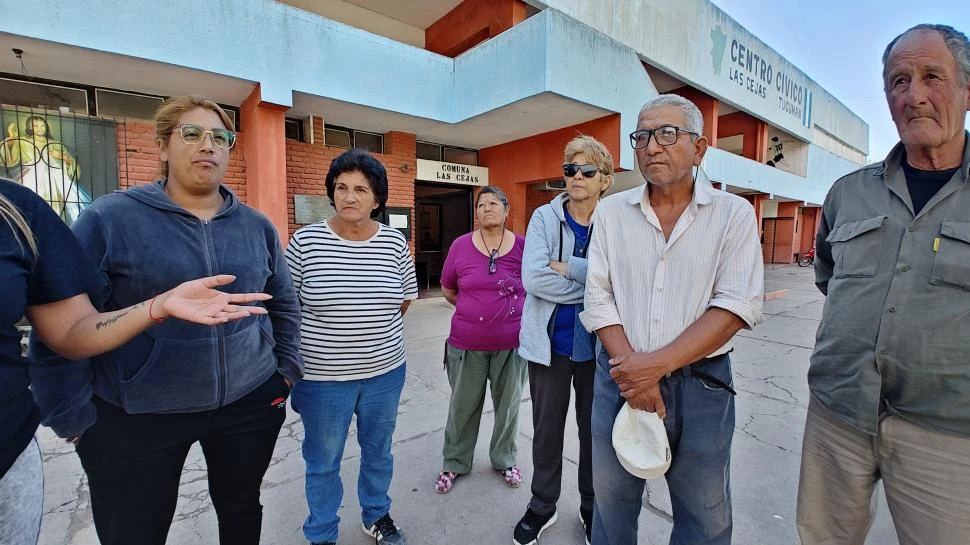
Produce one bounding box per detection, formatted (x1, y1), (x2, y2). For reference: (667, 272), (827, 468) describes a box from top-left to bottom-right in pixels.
(76, 373), (289, 545)
(528, 355), (595, 515)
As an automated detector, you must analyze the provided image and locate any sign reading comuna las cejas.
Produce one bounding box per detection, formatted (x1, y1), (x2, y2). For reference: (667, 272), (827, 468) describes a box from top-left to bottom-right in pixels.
(416, 159), (488, 187)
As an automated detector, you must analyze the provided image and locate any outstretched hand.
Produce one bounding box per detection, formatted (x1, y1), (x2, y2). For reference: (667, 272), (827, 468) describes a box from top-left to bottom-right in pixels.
(155, 275), (271, 324)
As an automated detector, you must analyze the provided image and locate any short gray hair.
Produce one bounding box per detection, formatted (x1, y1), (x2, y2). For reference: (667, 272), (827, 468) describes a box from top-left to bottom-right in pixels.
(638, 94), (704, 136)
(882, 24), (970, 86)
(476, 185), (509, 209)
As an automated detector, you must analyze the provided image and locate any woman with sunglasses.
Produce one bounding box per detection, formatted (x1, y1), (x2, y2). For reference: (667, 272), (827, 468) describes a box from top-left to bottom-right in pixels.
(512, 136), (613, 545)
(28, 96), (302, 545)
(435, 185), (526, 494)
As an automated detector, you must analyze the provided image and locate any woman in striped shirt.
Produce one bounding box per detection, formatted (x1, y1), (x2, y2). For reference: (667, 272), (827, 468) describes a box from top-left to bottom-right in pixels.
(286, 149), (417, 545)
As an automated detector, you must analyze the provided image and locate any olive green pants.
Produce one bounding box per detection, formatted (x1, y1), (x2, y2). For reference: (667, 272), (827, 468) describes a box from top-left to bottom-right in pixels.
(441, 344), (527, 474)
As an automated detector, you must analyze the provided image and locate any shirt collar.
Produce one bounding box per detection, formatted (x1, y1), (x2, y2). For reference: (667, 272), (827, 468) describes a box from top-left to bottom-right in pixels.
(882, 131), (970, 179)
(626, 177), (716, 211)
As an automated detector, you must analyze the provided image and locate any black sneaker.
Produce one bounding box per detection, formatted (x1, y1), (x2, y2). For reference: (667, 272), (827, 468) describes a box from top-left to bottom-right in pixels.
(363, 513), (407, 544)
(580, 507), (592, 545)
(513, 508), (558, 545)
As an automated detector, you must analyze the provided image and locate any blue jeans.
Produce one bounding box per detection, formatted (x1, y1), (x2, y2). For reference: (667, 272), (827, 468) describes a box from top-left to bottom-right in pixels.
(591, 351), (734, 545)
(292, 363), (406, 544)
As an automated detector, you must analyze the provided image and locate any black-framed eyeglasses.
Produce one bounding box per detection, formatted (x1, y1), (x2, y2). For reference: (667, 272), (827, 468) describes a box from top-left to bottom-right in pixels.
(176, 124), (236, 150)
(563, 163), (601, 178)
(629, 125), (697, 149)
(488, 249), (498, 275)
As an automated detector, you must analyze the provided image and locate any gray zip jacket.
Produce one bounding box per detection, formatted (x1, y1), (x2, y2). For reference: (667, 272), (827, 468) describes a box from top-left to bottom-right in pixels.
(518, 193), (592, 365)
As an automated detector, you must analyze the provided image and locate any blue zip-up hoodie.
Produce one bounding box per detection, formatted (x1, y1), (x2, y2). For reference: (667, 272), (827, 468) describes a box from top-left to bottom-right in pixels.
(28, 181), (303, 438)
(518, 192), (595, 365)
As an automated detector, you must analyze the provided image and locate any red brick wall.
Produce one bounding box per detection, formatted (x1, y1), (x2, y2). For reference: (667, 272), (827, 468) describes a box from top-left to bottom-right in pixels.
(114, 119), (247, 201)
(112, 118), (417, 246)
(284, 125), (416, 245)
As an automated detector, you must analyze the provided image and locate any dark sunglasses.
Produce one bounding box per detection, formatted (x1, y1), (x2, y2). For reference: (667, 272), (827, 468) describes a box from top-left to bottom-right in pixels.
(176, 124), (236, 150)
(488, 249), (498, 275)
(562, 163), (600, 178)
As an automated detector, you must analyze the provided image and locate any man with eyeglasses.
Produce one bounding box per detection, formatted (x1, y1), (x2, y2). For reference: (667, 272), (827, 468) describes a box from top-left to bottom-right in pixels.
(580, 94), (763, 545)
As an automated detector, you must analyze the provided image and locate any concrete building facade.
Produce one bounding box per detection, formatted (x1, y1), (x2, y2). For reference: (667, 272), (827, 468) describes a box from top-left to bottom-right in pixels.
(0, 0), (869, 278)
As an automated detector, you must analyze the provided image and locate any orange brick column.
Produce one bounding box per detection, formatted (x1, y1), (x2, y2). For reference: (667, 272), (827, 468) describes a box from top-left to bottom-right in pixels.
(241, 85), (289, 238)
(383, 131), (418, 251)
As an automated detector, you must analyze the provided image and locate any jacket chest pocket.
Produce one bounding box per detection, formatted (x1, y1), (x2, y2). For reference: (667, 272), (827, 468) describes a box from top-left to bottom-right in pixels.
(826, 215), (887, 278)
(930, 221), (970, 291)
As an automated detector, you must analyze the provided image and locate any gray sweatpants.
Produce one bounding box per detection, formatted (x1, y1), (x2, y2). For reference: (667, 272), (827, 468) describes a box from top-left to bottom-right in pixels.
(0, 437), (44, 545)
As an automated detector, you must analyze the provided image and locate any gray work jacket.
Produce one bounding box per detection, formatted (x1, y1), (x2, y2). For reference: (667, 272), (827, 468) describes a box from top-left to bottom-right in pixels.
(810, 134), (970, 436)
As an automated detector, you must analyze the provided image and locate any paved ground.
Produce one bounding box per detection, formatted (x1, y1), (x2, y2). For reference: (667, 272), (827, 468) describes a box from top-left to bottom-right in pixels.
(36, 265), (900, 545)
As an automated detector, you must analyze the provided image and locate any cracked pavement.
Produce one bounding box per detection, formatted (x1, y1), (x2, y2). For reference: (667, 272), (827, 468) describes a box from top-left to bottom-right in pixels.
(36, 266), (898, 544)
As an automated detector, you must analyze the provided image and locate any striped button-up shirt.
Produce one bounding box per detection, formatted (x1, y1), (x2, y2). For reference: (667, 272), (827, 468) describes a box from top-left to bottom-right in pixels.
(580, 181), (764, 356)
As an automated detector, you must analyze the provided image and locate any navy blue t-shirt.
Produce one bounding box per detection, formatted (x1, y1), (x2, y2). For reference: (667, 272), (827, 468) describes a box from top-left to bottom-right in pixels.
(551, 206), (590, 357)
(0, 180), (101, 478)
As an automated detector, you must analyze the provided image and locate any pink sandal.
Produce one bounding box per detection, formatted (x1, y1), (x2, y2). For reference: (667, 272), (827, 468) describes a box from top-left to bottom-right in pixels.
(499, 466), (523, 488)
(435, 471), (460, 494)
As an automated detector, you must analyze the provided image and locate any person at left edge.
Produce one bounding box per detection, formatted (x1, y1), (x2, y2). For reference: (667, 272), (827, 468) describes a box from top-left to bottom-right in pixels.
(0, 178), (271, 545)
(28, 95), (303, 545)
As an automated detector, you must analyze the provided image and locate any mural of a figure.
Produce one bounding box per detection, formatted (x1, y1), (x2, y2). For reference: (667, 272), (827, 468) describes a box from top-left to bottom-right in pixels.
(1, 115), (92, 223)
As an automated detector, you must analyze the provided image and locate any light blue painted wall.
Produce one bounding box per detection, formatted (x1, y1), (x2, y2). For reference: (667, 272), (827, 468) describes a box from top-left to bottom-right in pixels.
(539, 0), (870, 153)
(1, 0), (853, 199)
(704, 145), (861, 205)
(1, 2), (653, 169)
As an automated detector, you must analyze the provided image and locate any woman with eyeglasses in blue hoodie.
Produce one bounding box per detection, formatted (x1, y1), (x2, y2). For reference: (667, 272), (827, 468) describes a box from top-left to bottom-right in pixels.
(28, 95), (303, 545)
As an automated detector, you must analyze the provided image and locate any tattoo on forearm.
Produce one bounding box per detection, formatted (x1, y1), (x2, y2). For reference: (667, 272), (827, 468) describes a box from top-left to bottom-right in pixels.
(95, 301), (146, 330)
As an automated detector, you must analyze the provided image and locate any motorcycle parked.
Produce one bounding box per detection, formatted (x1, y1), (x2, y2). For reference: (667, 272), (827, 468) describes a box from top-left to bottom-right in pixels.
(798, 247), (816, 267)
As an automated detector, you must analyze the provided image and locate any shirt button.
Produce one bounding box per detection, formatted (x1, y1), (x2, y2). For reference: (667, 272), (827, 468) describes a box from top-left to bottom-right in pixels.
(656, 286), (663, 292)
(907, 225), (918, 232)
(899, 265), (911, 272)
(659, 255), (666, 262)
(880, 348), (889, 355)
(888, 306), (897, 313)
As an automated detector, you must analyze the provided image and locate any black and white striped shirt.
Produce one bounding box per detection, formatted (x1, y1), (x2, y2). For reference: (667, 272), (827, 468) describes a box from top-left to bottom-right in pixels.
(285, 220), (418, 381)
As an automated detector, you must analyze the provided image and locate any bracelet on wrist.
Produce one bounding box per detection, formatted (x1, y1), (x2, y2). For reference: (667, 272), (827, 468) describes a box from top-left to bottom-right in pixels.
(148, 296), (166, 323)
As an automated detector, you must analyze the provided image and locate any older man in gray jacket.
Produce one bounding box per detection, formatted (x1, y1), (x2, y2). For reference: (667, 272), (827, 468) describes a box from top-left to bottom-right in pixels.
(798, 23), (970, 545)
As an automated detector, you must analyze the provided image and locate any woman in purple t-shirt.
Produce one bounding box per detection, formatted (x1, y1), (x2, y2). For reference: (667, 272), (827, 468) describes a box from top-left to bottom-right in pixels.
(435, 186), (526, 494)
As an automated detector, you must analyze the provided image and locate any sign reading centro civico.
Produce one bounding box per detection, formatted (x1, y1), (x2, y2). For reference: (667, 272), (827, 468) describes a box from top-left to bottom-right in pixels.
(417, 159), (488, 187)
(710, 25), (813, 130)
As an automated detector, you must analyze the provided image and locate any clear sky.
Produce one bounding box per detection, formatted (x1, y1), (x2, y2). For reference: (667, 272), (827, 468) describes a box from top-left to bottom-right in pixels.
(710, 0), (970, 162)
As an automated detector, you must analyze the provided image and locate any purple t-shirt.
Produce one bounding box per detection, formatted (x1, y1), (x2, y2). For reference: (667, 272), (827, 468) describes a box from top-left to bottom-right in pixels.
(441, 232), (525, 351)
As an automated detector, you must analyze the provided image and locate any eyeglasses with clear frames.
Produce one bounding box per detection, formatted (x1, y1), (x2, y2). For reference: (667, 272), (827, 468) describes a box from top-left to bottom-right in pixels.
(176, 124), (236, 150)
(629, 125), (697, 149)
